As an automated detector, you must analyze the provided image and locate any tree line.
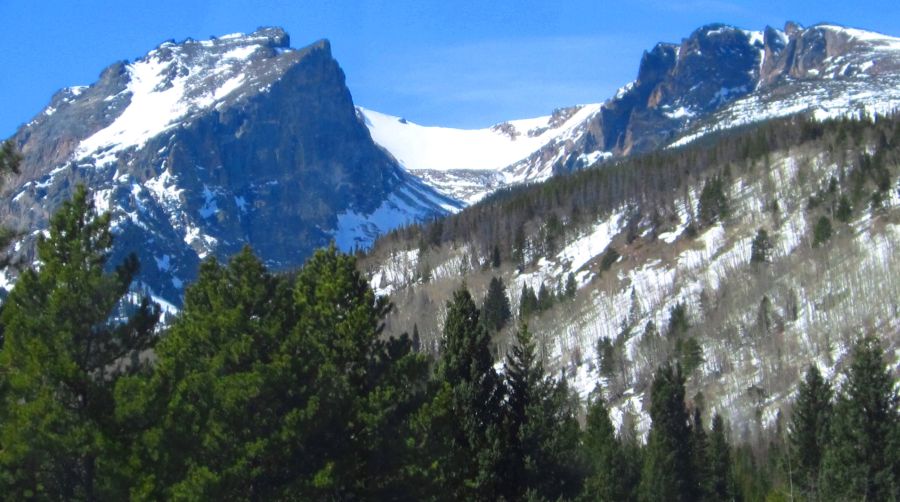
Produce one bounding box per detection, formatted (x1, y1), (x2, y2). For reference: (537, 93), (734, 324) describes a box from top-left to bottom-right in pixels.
(1, 185), (898, 500)
(371, 112), (900, 270)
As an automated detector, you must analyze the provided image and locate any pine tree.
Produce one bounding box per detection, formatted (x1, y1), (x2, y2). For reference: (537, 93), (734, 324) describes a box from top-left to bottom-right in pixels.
(812, 216), (832, 247)
(788, 365), (832, 499)
(519, 283), (538, 318)
(750, 228), (773, 264)
(564, 272), (577, 299)
(821, 337), (899, 501)
(117, 246), (429, 500)
(639, 364), (695, 502)
(424, 287), (505, 500)
(412, 323), (422, 352)
(482, 276), (511, 332)
(836, 195), (852, 223)
(491, 245), (501, 268)
(0, 140), (21, 251)
(504, 322), (583, 500)
(0, 185), (159, 500)
(582, 392), (634, 501)
(706, 414), (733, 501)
(537, 282), (553, 311)
(698, 176), (729, 227)
(690, 407), (710, 501)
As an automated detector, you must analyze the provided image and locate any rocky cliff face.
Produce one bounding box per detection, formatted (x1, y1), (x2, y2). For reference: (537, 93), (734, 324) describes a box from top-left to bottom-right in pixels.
(1, 28), (456, 305)
(607, 22), (900, 154)
(362, 22), (900, 203)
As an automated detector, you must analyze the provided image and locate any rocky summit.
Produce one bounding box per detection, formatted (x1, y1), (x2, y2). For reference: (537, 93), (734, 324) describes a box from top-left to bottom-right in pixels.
(1, 28), (456, 305)
(360, 23), (900, 202)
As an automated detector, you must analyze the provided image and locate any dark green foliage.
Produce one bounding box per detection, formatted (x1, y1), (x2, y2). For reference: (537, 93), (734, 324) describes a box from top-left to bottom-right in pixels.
(821, 337), (899, 501)
(0, 142), (23, 251)
(813, 215), (832, 247)
(424, 287), (506, 500)
(677, 337), (704, 375)
(706, 414), (734, 501)
(836, 195), (852, 223)
(600, 247), (620, 272)
(0, 139), (21, 176)
(597, 337), (617, 379)
(690, 408), (710, 500)
(698, 175), (729, 227)
(564, 272), (577, 299)
(117, 246), (429, 500)
(788, 365), (832, 499)
(482, 276), (511, 332)
(537, 282), (554, 311)
(412, 323), (421, 352)
(491, 245), (501, 268)
(582, 393), (635, 501)
(519, 283), (539, 318)
(0, 185), (158, 500)
(750, 228), (773, 264)
(544, 213), (564, 255)
(639, 364), (695, 501)
(504, 323), (583, 501)
(732, 443), (770, 501)
(667, 302), (689, 338)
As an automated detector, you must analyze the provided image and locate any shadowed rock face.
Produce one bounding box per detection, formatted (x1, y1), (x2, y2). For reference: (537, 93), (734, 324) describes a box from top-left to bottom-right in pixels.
(1, 28), (454, 304)
(492, 21), (900, 189)
(583, 22), (900, 157)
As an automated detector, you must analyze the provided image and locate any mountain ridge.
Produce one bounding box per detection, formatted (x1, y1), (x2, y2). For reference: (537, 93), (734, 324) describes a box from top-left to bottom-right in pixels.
(361, 21), (900, 202)
(1, 28), (455, 305)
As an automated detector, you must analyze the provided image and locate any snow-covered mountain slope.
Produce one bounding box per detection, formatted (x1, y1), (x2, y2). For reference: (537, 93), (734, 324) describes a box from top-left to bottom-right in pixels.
(362, 22), (900, 205)
(1, 28), (457, 306)
(670, 24), (900, 147)
(361, 114), (900, 440)
(359, 105), (606, 203)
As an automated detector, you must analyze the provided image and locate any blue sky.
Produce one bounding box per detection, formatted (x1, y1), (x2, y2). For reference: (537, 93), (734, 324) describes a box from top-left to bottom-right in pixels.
(1, 0), (899, 136)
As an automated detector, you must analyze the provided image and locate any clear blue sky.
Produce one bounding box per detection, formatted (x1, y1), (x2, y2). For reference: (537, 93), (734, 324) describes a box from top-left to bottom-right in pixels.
(2, 0), (899, 137)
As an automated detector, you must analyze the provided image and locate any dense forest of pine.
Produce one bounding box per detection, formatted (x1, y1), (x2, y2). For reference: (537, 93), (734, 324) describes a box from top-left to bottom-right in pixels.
(0, 139), (898, 499)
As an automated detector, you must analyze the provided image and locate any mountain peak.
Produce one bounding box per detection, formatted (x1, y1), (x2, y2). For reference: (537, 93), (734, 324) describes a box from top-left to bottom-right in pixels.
(3, 28), (452, 305)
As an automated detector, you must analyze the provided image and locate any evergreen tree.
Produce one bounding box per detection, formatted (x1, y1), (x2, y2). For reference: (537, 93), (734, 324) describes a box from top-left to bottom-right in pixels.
(812, 216), (832, 247)
(412, 323), (422, 352)
(668, 302), (690, 338)
(537, 282), (553, 311)
(788, 365), (832, 499)
(481, 276), (511, 332)
(678, 337), (704, 376)
(117, 246), (429, 500)
(0, 140), (22, 251)
(0, 185), (158, 500)
(690, 407), (710, 500)
(750, 228), (773, 264)
(706, 414), (733, 501)
(423, 287), (505, 500)
(491, 245), (501, 268)
(698, 176), (729, 227)
(504, 322), (583, 501)
(582, 392), (635, 501)
(519, 283), (539, 319)
(639, 364), (695, 502)
(821, 337), (899, 501)
(0, 139), (21, 175)
(836, 195), (852, 223)
(564, 272), (577, 300)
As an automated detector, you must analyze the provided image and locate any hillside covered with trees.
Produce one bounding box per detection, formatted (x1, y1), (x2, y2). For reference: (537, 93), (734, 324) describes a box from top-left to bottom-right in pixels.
(0, 180), (897, 499)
